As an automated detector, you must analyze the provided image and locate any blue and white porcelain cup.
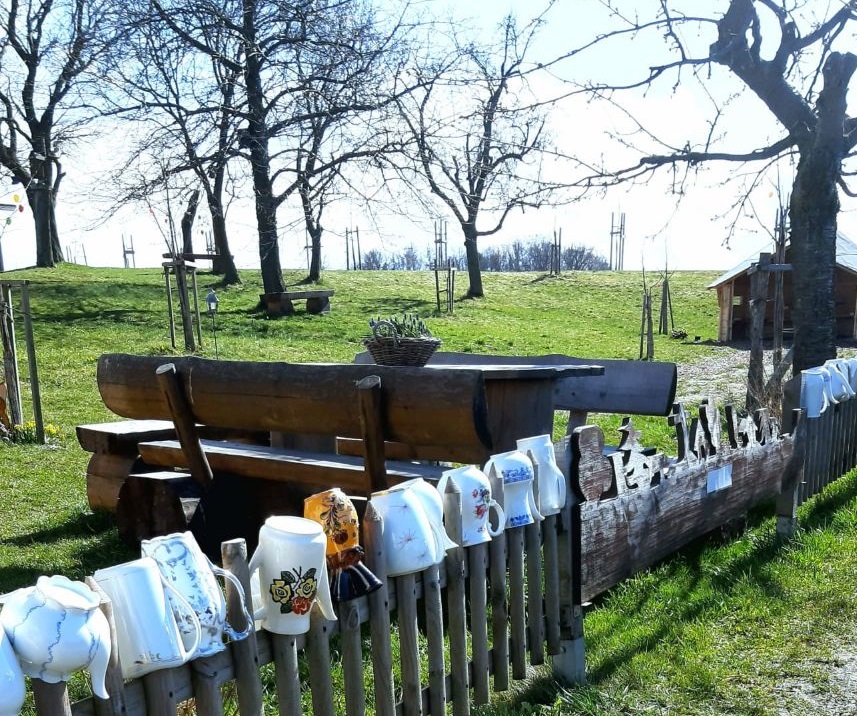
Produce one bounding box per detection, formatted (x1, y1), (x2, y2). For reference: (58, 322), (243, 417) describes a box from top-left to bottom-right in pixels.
(484, 449), (543, 528)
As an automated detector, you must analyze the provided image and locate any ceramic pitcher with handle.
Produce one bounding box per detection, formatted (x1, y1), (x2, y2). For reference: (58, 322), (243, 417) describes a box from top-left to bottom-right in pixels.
(484, 449), (543, 528)
(516, 434), (568, 516)
(248, 516), (336, 635)
(388, 478), (457, 557)
(0, 575), (111, 698)
(141, 531), (251, 657)
(370, 487), (438, 575)
(437, 465), (505, 546)
(94, 557), (201, 679)
(0, 611), (29, 714)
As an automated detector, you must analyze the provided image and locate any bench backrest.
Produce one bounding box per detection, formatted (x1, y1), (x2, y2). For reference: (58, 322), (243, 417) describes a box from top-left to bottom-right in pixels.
(356, 351), (677, 416)
(97, 354), (493, 461)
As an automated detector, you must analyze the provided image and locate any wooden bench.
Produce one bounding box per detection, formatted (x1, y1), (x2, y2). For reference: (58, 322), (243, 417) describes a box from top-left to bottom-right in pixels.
(260, 289), (334, 316)
(93, 353), (493, 553)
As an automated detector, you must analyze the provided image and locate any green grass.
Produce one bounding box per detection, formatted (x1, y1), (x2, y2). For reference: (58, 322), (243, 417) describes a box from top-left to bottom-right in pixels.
(1, 264), (854, 715)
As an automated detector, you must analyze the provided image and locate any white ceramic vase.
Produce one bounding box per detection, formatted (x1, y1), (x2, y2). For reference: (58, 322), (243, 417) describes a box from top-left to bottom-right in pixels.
(0, 576), (110, 698)
(370, 487), (438, 576)
(141, 531), (251, 657)
(801, 367), (835, 418)
(0, 627), (25, 715)
(94, 557), (201, 679)
(437, 465), (504, 546)
(484, 449), (543, 528)
(516, 434), (568, 516)
(248, 516), (336, 635)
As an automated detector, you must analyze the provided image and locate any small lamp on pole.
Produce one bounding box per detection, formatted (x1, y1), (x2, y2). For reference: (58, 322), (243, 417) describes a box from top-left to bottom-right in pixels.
(206, 289), (219, 359)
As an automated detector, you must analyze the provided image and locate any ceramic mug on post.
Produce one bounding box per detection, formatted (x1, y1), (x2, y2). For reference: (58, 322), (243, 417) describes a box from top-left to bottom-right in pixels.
(387, 477), (458, 557)
(824, 359), (856, 401)
(93, 557), (202, 679)
(516, 434), (568, 516)
(248, 516), (336, 636)
(437, 465), (504, 546)
(370, 487), (438, 576)
(141, 531), (252, 657)
(800, 367), (834, 418)
(0, 627), (25, 716)
(484, 449), (543, 528)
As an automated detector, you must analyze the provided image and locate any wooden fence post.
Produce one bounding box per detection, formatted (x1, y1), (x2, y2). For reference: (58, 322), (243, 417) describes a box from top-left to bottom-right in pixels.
(442, 478), (470, 716)
(776, 378), (803, 538)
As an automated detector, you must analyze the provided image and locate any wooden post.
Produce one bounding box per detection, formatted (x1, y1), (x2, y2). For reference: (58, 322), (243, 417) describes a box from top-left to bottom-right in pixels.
(163, 265), (176, 349)
(30, 679), (72, 716)
(0, 284), (23, 427)
(357, 375), (388, 491)
(746, 253), (772, 413)
(19, 284), (44, 443)
(442, 478), (470, 716)
(174, 260), (196, 351)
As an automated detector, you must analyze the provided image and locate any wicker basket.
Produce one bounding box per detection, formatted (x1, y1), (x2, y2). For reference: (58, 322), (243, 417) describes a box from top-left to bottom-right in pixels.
(362, 320), (441, 366)
(363, 335), (441, 366)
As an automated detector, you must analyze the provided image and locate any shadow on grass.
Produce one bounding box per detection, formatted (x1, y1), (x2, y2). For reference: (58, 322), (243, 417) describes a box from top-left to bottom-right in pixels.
(0, 511), (135, 589)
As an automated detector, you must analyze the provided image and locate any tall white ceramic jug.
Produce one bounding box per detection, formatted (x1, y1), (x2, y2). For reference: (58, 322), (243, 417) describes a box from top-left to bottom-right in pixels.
(437, 465), (505, 546)
(484, 449), (543, 528)
(0, 575), (111, 698)
(0, 620), (26, 715)
(800, 367), (835, 418)
(388, 478), (458, 556)
(370, 487), (438, 575)
(248, 516), (336, 635)
(516, 434), (568, 516)
(141, 531), (252, 657)
(94, 557), (201, 679)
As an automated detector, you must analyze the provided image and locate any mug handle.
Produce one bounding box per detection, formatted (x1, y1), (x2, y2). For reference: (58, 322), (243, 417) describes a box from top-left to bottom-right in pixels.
(247, 544), (266, 620)
(487, 499), (505, 537)
(159, 576), (202, 661)
(207, 559), (253, 641)
(554, 457), (568, 511)
(528, 483), (544, 522)
(316, 559), (337, 621)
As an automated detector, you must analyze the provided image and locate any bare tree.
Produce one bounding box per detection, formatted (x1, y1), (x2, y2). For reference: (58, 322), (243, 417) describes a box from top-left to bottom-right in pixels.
(563, 243), (609, 271)
(102, 3), (243, 284)
(396, 11), (567, 298)
(571, 0), (856, 372)
(0, 0), (119, 266)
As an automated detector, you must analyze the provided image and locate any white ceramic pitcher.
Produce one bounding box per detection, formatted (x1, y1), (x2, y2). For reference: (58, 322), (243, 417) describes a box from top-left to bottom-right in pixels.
(141, 531), (252, 657)
(94, 557), (201, 679)
(437, 465), (505, 546)
(388, 478), (458, 556)
(0, 612), (29, 714)
(484, 449), (543, 528)
(248, 516), (336, 635)
(516, 434), (568, 516)
(800, 367), (835, 418)
(370, 487), (438, 575)
(0, 575), (111, 698)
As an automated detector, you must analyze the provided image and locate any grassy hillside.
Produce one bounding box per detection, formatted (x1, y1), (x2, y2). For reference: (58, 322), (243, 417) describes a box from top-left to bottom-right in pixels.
(1, 264), (854, 716)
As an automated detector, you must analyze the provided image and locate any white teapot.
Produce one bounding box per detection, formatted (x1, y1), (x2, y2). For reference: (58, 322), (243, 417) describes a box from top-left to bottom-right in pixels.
(370, 487), (438, 576)
(387, 478), (458, 557)
(0, 576), (110, 698)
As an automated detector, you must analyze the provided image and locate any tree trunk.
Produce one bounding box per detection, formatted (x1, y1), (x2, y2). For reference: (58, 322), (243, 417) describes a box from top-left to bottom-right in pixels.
(208, 203), (240, 285)
(299, 186), (322, 283)
(29, 184), (61, 268)
(463, 227), (483, 298)
(181, 189), (200, 255)
(243, 0), (284, 297)
(789, 52), (856, 373)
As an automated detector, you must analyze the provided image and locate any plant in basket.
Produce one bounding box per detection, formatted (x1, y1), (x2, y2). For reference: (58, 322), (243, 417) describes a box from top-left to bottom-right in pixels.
(363, 313), (441, 366)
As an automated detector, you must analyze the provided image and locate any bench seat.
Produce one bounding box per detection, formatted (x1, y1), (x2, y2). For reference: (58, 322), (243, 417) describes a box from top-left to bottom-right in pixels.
(138, 438), (445, 492)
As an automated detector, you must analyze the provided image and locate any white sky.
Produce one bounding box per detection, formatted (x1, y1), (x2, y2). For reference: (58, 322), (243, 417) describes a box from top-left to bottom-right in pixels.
(0, 0), (854, 274)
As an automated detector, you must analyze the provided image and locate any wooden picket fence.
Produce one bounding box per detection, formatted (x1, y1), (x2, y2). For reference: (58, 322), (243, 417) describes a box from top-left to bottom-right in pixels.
(21, 384), (857, 716)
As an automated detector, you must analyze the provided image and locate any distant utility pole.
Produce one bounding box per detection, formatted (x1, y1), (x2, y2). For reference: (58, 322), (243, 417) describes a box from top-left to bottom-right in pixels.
(345, 227), (362, 270)
(610, 212), (626, 270)
(550, 227), (562, 275)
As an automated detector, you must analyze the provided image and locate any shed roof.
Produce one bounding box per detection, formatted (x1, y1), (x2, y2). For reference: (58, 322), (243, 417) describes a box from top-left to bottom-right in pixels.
(707, 231), (857, 289)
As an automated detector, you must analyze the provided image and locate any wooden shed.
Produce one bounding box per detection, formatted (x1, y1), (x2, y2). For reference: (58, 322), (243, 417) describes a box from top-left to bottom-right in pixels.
(708, 232), (857, 342)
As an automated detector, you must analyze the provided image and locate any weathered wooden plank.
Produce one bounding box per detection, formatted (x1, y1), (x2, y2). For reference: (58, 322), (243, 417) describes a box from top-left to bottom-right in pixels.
(190, 656), (226, 716)
(271, 634), (301, 716)
(525, 518), (544, 666)
(489, 531), (508, 692)
(542, 514), (561, 656)
(339, 601), (365, 716)
(507, 527), (527, 679)
(576, 424), (797, 602)
(364, 504), (396, 716)
(397, 573), (422, 716)
(76, 420), (176, 455)
(32, 679), (72, 716)
(85, 453), (140, 511)
(468, 542), (490, 705)
(442, 480), (470, 716)
(221, 539), (264, 716)
(307, 611), (335, 716)
(141, 671), (176, 716)
(423, 563), (446, 716)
